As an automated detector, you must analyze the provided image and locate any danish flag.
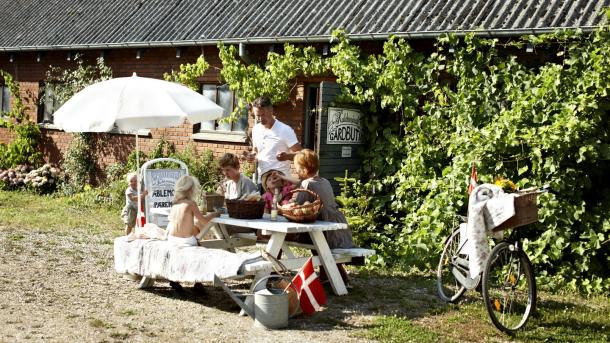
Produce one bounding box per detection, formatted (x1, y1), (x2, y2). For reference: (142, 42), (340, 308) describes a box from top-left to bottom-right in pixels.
(468, 162), (478, 194)
(291, 257), (327, 315)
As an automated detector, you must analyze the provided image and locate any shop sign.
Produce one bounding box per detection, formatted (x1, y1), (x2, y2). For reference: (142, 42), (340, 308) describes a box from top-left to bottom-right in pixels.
(144, 169), (186, 210)
(327, 107), (362, 144)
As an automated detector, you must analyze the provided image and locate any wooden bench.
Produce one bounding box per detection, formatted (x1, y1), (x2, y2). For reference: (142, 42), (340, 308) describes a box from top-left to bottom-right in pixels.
(249, 235), (375, 269)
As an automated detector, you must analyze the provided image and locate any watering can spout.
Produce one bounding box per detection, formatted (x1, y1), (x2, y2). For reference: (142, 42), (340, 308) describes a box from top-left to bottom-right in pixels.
(213, 274), (255, 318)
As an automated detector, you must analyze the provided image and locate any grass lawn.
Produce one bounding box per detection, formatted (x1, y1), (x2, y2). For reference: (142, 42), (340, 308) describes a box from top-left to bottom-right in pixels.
(1, 190), (608, 342)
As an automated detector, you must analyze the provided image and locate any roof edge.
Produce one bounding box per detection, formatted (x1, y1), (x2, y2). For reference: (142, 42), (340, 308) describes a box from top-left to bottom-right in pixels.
(0, 26), (603, 51)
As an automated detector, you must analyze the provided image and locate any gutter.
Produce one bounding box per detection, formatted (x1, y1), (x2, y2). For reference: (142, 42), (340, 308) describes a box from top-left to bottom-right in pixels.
(0, 26), (603, 52)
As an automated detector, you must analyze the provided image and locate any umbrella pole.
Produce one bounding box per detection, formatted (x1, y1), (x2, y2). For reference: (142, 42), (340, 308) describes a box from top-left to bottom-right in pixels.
(136, 132), (141, 229)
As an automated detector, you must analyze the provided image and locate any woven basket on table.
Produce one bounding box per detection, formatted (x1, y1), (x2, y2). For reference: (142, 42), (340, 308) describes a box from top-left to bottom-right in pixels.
(493, 192), (539, 232)
(202, 192), (225, 212)
(226, 199), (265, 219)
(280, 188), (323, 223)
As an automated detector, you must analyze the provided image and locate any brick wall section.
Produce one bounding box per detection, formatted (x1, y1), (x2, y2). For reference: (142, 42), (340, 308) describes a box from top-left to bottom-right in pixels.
(0, 45), (338, 178)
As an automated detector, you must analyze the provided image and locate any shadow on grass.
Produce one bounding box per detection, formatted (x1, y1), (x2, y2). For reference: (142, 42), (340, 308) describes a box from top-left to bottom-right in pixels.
(142, 282), (244, 313)
(516, 297), (610, 342)
(135, 270), (452, 333)
(289, 270), (456, 332)
(127, 270), (610, 339)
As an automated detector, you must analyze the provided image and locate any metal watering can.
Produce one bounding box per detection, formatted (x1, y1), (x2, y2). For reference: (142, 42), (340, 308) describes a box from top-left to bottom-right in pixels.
(214, 274), (293, 330)
(252, 275), (289, 329)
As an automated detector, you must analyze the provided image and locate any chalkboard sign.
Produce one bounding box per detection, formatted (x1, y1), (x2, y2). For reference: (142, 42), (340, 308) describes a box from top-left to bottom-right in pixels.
(144, 168), (186, 226)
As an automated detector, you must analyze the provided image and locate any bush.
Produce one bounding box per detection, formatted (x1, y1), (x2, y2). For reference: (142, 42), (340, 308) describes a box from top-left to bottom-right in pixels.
(25, 164), (61, 193)
(0, 165), (33, 189)
(0, 164), (62, 194)
(60, 133), (95, 195)
(173, 145), (221, 192)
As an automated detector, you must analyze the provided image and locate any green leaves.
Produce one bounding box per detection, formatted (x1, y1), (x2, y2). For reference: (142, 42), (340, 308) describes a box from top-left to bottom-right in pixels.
(163, 55), (210, 91)
(0, 70), (43, 169)
(333, 28), (610, 295)
(218, 42), (330, 111)
(213, 26), (610, 294)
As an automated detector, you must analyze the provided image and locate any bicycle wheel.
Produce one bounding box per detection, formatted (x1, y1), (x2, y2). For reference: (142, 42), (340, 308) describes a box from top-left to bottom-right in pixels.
(482, 242), (536, 333)
(437, 227), (467, 303)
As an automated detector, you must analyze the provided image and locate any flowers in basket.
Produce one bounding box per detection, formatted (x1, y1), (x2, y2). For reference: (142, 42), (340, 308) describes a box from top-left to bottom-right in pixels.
(494, 177), (517, 193)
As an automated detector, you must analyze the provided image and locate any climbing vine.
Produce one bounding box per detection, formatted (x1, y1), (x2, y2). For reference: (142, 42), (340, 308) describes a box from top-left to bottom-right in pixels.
(218, 42), (326, 116)
(206, 28), (610, 294)
(44, 55), (113, 193)
(329, 29), (610, 294)
(163, 54), (210, 91)
(0, 70), (42, 169)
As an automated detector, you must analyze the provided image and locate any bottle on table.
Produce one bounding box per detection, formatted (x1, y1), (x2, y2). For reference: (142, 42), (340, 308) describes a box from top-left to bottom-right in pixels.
(271, 188), (279, 221)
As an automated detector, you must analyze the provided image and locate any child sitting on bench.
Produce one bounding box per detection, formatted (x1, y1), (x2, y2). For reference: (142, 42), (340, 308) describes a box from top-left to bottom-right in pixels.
(167, 175), (219, 292)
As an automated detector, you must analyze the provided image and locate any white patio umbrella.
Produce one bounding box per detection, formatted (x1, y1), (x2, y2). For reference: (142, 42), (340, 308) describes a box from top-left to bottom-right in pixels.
(53, 73), (224, 227)
(54, 73), (223, 132)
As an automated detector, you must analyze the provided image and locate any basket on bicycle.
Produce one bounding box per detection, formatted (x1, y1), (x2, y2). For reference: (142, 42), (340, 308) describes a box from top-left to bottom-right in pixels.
(226, 199), (265, 219)
(492, 191), (539, 232)
(280, 189), (322, 223)
(202, 192), (225, 212)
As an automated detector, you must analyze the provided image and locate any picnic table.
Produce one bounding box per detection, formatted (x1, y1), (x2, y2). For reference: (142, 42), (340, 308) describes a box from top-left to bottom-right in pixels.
(202, 215), (351, 296)
(115, 213), (374, 317)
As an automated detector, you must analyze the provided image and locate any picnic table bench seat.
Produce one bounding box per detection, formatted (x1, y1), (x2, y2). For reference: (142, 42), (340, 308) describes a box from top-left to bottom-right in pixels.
(232, 232), (375, 268)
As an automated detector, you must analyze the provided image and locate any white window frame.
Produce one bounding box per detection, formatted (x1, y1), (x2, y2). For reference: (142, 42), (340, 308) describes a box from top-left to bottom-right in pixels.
(38, 82), (62, 128)
(192, 84), (248, 143)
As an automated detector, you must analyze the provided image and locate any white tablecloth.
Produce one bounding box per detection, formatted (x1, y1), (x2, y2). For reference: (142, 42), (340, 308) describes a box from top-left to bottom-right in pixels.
(113, 236), (260, 282)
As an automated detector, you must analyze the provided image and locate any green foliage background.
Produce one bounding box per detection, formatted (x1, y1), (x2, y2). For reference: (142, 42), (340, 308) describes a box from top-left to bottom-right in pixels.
(330, 29), (610, 294)
(218, 28), (610, 294)
(44, 55), (113, 194)
(0, 70), (42, 169)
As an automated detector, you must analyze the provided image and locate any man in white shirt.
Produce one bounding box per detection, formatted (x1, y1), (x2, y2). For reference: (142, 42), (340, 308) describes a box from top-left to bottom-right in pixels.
(246, 96), (302, 187)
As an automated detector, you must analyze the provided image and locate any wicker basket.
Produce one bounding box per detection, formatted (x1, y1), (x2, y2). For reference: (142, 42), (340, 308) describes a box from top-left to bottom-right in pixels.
(226, 199), (265, 219)
(493, 192), (539, 232)
(280, 189), (323, 223)
(202, 192), (225, 212)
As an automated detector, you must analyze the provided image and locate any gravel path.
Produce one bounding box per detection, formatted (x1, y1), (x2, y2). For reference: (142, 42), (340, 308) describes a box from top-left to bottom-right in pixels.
(0, 227), (377, 342)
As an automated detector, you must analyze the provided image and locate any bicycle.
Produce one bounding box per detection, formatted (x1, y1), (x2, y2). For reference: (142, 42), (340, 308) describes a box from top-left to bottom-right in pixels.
(436, 186), (548, 333)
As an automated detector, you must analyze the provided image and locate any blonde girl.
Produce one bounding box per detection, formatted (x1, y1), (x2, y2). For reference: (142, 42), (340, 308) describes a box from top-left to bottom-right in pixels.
(167, 175), (218, 246)
(166, 175), (218, 293)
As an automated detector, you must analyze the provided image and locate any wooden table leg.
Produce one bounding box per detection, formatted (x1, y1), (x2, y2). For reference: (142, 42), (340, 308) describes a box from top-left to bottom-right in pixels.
(265, 232), (286, 257)
(216, 223), (235, 252)
(196, 221), (215, 240)
(138, 276), (155, 289)
(309, 230), (348, 295)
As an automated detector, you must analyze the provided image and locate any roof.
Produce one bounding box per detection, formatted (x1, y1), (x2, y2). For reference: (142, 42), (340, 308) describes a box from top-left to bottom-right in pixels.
(1, 0), (608, 51)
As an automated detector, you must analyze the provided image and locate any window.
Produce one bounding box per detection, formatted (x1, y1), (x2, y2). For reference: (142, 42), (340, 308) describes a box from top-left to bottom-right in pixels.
(193, 84), (248, 142)
(38, 83), (62, 124)
(0, 85), (10, 114)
